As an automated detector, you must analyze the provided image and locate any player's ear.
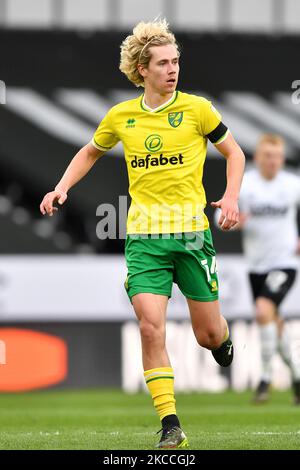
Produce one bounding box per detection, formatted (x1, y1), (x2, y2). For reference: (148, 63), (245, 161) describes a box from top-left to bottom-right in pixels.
(253, 151), (259, 164)
(137, 63), (147, 79)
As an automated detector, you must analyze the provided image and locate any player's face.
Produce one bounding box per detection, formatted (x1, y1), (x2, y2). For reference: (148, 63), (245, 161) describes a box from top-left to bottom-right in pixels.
(255, 142), (285, 179)
(143, 44), (179, 94)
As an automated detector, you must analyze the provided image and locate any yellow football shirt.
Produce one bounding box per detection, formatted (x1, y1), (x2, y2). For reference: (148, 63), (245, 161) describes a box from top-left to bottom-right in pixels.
(92, 91), (223, 234)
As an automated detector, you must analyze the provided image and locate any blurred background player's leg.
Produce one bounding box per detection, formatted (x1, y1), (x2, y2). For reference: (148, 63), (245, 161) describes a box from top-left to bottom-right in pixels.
(254, 297), (277, 403)
(278, 319), (300, 405)
(253, 267), (299, 404)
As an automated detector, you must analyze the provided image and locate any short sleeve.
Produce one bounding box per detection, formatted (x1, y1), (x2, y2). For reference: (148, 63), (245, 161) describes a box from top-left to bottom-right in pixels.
(92, 109), (120, 151)
(198, 98), (222, 137)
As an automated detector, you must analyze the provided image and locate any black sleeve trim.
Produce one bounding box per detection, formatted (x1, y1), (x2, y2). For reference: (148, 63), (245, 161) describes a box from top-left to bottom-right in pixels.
(206, 122), (228, 144)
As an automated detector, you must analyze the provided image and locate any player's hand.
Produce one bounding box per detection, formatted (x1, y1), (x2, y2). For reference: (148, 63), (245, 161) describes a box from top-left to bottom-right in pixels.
(237, 212), (248, 228)
(40, 189), (67, 216)
(211, 197), (239, 231)
(296, 238), (300, 255)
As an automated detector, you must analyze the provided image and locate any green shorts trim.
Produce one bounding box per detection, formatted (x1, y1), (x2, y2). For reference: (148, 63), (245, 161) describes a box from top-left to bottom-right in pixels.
(124, 230), (219, 303)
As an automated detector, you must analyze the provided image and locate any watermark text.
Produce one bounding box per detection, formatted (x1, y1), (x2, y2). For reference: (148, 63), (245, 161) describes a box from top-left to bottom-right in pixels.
(0, 80), (6, 104)
(291, 80), (300, 104)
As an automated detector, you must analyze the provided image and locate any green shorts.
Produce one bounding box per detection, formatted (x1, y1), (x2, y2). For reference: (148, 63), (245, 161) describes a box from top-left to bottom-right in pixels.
(124, 229), (219, 302)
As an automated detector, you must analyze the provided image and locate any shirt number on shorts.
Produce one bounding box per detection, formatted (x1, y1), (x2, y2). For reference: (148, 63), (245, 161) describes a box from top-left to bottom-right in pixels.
(201, 256), (217, 282)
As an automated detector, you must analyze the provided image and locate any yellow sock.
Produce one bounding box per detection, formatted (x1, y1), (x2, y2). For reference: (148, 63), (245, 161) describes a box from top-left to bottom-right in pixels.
(223, 324), (229, 342)
(144, 367), (176, 421)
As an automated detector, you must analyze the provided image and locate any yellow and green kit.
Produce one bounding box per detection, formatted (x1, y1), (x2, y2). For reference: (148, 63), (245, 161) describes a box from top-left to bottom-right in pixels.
(124, 229), (219, 301)
(92, 90), (227, 301)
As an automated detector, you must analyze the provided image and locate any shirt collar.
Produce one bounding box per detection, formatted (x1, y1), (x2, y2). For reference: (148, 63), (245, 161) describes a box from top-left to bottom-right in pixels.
(142, 91), (177, 113)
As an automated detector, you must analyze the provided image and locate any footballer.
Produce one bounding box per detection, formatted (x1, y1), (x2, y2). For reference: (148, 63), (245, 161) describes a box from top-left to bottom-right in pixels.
(40, 19), (245, 448)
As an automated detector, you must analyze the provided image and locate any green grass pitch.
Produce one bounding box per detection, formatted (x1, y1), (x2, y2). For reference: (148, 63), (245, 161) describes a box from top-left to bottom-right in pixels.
(0, 389), (299, 450)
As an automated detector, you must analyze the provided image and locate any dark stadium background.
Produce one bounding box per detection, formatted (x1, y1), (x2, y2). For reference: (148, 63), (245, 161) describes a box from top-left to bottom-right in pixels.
(0, 0), (300, 392)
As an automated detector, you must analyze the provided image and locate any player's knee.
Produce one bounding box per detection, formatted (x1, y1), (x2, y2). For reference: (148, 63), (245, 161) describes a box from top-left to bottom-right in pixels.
(255, 310), (268, 325)
(195, 328), (222, 350)
(255, 298), (275, 324)
(139, 320), (164, 344)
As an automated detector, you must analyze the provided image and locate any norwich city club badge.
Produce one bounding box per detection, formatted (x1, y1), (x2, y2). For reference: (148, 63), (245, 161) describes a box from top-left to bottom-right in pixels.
(168, 112), (183, 128)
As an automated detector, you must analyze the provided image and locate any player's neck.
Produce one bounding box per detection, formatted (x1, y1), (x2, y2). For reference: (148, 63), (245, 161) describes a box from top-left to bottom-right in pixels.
(143, 90), (175, 111)
(259, 170), (279, 181)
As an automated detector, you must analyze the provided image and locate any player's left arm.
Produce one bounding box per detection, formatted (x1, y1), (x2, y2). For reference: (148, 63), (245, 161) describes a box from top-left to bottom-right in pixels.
(211, 132), (245, 231)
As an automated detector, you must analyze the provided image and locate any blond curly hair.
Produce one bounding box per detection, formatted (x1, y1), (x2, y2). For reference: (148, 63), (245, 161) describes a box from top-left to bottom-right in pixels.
(119, 19), (179, 88)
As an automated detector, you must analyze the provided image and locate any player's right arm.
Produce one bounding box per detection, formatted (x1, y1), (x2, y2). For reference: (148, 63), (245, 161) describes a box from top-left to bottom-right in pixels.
(40, 143), (105, 216)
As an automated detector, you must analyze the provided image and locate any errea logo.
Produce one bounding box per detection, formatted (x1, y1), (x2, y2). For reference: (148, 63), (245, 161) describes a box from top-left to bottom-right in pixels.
(126, 118), (136, 128)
